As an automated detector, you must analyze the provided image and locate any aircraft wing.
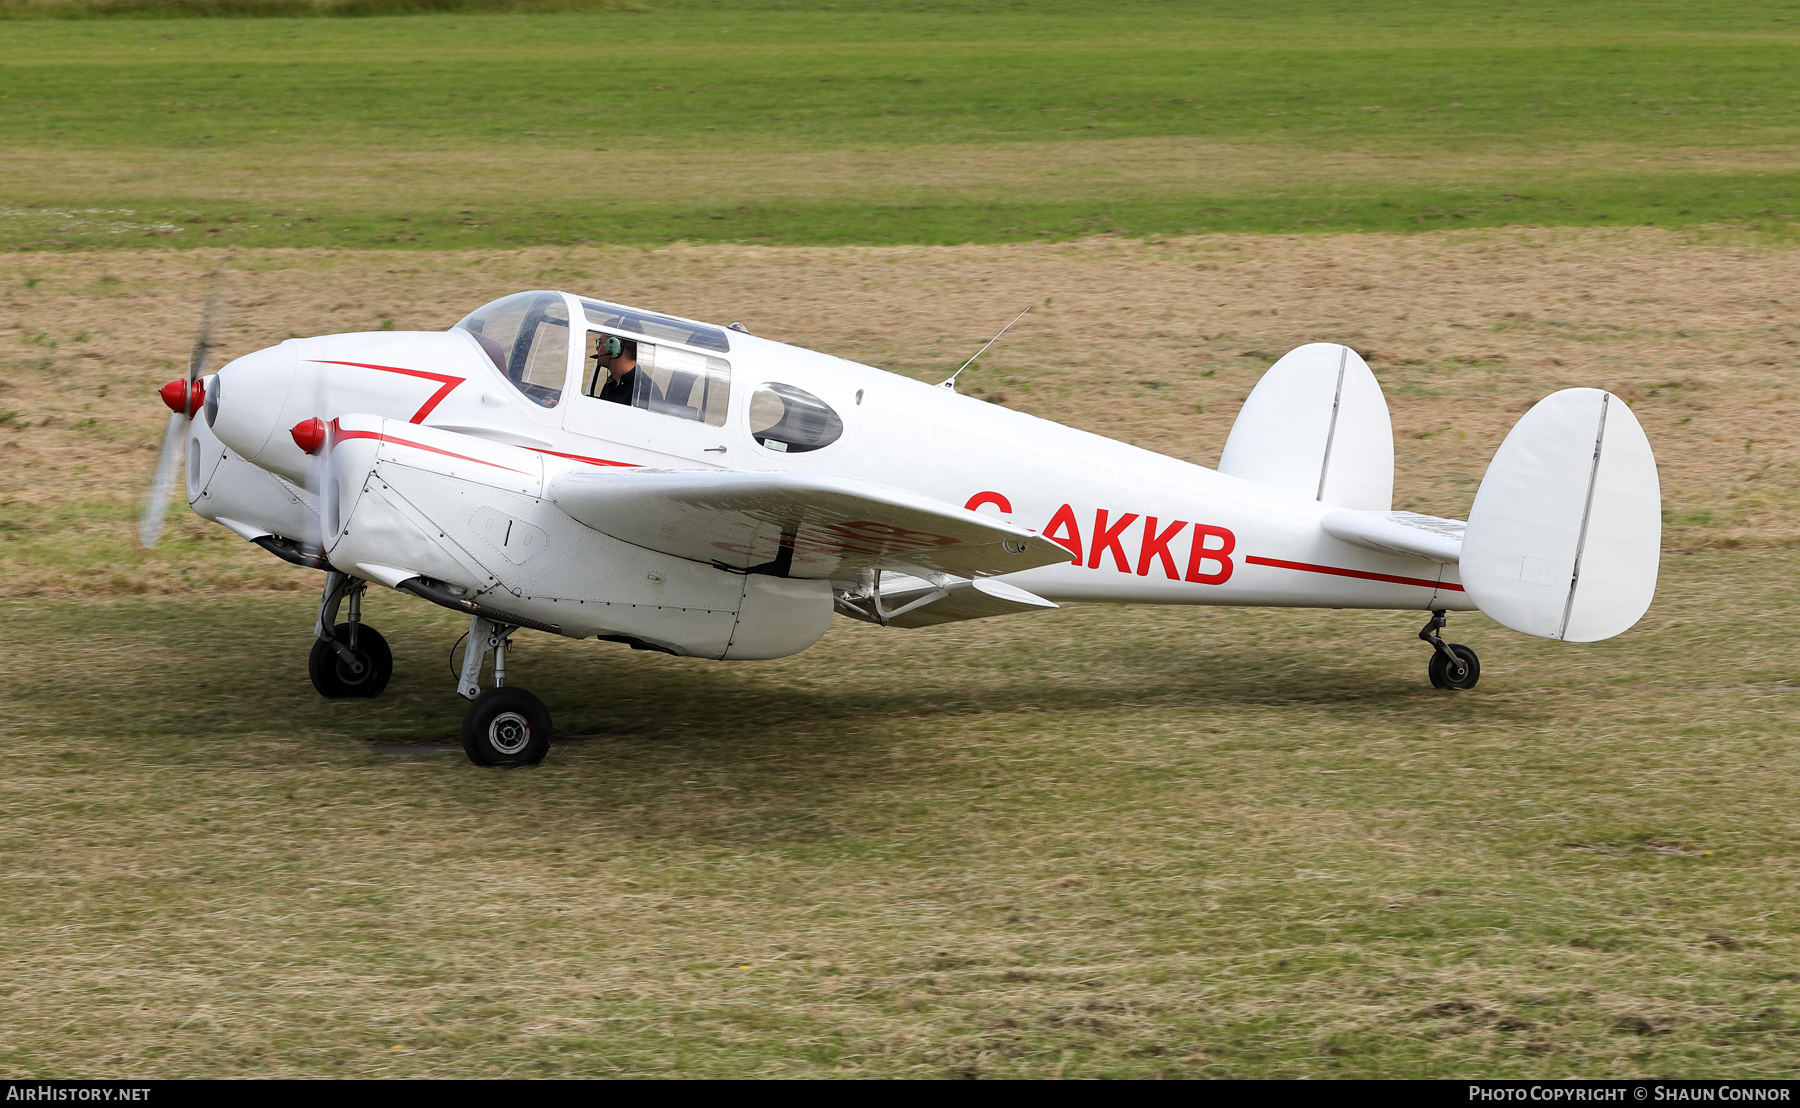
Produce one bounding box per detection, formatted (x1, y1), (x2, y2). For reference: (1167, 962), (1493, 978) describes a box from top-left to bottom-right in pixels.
(547, 468), (1077, 579)
(1322, 508), (1465, 563)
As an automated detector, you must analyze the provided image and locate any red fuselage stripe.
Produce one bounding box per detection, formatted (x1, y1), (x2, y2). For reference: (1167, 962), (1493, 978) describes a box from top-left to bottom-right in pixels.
(306, 362), (641, 467)
(531, 447), (638, 468)
(333, 428), (532, 475)
(1244, 555), (1465, 592)
(310, 360), (464, 423)
(304, 360), (653, 467)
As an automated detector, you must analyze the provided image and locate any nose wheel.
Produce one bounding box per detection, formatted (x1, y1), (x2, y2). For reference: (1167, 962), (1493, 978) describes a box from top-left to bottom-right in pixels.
(309, 623), (393, 698)
(456, 615), (552, 766)
(308, 572), (393, 698)
(1419, 610), (1480, 691)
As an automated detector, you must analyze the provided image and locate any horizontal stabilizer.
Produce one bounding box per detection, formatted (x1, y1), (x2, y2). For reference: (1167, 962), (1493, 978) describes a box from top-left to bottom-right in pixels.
(548, 468), (1077, 580)
(1322, 509), (1465, 563)
(1461, 389), (1661, 642)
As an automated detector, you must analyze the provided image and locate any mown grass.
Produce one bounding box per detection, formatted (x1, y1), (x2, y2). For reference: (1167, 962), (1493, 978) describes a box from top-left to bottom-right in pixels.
(0, 0), (633, 17)
(2, 0), (1799, 248)
(1, 547), (1796, 1077)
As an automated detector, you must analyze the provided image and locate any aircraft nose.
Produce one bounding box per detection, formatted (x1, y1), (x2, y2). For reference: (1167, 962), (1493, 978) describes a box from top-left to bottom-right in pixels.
(208, 342), (300, 470)
(159, 377), (204, 417)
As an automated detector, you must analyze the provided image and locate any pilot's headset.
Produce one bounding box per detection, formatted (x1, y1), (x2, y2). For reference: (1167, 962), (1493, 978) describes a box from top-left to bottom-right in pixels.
(594, 335), (622, 361)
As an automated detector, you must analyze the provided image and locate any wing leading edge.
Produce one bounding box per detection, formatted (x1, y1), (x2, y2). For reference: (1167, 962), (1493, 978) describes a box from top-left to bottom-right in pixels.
(547, 468), (1077, 580)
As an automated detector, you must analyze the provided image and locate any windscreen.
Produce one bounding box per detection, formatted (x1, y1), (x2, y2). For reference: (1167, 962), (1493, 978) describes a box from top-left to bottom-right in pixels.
(455, 291), (570, 408)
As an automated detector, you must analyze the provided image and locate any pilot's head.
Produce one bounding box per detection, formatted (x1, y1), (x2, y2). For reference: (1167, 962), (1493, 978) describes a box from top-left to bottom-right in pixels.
(597, 336), (639, 379)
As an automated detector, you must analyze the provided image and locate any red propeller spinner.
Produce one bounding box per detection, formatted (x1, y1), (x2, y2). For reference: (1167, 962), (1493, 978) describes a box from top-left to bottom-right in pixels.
(158, 378), (205, 418)
(291, 417), (328, 456)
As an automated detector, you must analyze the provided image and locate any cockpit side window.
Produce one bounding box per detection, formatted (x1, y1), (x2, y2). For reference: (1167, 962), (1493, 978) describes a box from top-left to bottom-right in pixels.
(454, 291), (570, 408)
(584, 330), (731, 427)
(749, 383), (842, 453)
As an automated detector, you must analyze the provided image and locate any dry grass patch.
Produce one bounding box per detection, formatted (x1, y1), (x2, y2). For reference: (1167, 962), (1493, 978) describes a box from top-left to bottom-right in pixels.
(7, 141), (1798, 212)
(3, 227), (1797, 596)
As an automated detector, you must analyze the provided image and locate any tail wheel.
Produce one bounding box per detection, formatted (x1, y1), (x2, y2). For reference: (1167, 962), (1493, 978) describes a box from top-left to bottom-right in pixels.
(462, 687), (552, 767)
(1428, 644), (1481, 691)
(308, 624), (393, 699)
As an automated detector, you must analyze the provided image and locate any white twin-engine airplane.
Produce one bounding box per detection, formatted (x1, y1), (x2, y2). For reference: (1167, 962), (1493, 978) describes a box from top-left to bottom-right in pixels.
(144, 290), (1661, 766)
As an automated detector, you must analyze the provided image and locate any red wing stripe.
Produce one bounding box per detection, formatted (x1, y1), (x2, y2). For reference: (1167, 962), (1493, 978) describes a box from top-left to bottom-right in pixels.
(334, 429), (532, 475)
(1245, 554), (1464, 592)
(531, 447), (638, 468)
(310, 359), (464, 423)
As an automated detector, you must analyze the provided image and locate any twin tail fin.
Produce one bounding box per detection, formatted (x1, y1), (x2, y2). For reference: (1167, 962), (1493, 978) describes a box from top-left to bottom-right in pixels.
(1223, 346), (1661, 642)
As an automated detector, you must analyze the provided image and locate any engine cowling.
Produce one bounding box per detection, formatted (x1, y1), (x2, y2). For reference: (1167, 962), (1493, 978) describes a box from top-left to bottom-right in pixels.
(208, 331), (493, 484)
(320, 416), (832, 660)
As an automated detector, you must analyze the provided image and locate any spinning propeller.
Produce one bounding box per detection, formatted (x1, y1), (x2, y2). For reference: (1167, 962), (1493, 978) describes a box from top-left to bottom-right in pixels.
(295, 359), (335, 554)
(139, 271), (223, 549)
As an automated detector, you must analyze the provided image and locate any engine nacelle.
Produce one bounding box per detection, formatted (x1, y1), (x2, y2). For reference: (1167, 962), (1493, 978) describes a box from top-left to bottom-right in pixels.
(321, 415), (832, 660)
(186, 411), (321, 547)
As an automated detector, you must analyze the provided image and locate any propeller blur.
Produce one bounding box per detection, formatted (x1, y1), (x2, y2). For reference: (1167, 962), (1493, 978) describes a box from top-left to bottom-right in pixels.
(138, 272), (221, 549)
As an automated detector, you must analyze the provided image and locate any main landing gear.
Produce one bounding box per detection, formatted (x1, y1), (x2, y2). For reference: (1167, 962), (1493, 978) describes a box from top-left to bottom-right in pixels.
(457, 615), (551, 767)
(1419, 609), (1480, 691)
(309, 571), (393, 699)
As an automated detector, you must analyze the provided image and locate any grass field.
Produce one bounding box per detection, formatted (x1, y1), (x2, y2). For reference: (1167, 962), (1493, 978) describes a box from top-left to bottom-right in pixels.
(3, 0), (1799, 1079)
(0, 0), (635, 18)
(2, 551), (1796, 1078)
(2, 0), (1800, 248)
(2, 229), (1798, 1075)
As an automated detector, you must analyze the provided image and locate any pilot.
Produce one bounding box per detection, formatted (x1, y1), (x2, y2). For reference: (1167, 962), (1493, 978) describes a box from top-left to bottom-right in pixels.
(594, 335), (663, 409)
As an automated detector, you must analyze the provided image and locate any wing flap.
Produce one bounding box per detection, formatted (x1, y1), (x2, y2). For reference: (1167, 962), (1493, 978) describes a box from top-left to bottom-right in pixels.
(547, 468), (1076, 579)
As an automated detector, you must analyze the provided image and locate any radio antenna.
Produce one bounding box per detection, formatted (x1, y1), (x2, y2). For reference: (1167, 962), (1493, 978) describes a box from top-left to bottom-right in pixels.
(939, 306), (1030, 391)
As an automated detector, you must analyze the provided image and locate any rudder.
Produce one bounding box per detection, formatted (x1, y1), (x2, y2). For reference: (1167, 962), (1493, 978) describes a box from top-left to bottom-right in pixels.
(1219, 343), (1394, 511)
(1461, 389), (1661, 642)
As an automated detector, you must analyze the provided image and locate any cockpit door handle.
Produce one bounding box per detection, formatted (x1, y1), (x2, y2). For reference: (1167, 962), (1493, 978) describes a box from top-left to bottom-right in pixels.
(703, 446), (728, 453)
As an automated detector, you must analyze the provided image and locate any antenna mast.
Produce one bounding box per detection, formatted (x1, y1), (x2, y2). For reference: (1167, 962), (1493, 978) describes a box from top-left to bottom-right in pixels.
(939, 306), (1031, 391)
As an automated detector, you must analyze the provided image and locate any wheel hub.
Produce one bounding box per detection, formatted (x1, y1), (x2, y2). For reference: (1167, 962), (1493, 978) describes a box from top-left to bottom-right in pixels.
(488, 711), (532, 755)
(334, 649), (369, 683)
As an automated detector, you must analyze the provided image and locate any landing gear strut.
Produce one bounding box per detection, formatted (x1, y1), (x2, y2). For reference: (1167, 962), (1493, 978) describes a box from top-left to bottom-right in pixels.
(1419, 609), (1480, 691)
(457, 615), (551, 766)
(308, 571), (393, 699)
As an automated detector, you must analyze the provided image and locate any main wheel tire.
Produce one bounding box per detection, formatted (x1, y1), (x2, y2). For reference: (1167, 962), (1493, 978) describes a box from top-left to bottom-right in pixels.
(462, 687), (552, 767)
(1427, 643), (1481, 691)
(307, 624), (394, 700)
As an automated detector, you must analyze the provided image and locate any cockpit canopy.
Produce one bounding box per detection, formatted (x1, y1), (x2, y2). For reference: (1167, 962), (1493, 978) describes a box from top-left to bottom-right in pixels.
(580, 298), (732, 353)
(454, 292), (736, 411)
